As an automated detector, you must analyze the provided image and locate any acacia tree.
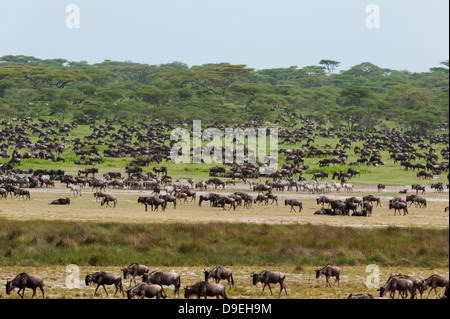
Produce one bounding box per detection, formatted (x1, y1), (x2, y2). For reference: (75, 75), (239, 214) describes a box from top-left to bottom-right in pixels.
(197, 64), (254, 96)
(319, 60), (341, 75)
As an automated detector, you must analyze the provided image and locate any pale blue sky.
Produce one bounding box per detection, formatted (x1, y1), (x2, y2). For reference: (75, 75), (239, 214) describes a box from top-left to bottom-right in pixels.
(0, 0), (448, 72)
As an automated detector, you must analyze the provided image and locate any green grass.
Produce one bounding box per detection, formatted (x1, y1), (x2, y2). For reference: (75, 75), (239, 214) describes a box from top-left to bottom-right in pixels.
(1, 219), (448, 268)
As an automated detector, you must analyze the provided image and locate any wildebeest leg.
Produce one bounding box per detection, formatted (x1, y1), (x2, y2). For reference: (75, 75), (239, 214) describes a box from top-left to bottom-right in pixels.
(268, 283), (273, 295)
(261, 283), (267, 296)
(31, 288), (36, 298)
(18, 288), (24, 299)
(290, 206), (296, 212)
(102, 284), (109, 296)
(40, 286), (45, 299)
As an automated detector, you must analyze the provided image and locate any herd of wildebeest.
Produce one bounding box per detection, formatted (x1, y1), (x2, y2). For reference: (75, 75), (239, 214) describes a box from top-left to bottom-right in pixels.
(1, 115), (449, 299)
(4, 264), (449, 299)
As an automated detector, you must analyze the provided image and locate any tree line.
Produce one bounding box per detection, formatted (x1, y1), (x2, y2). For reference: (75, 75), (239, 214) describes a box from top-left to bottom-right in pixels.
(0, 55), (448, 135)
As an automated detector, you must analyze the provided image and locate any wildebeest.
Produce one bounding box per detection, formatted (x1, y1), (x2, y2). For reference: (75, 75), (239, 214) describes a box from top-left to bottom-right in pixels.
(143, 270), (181, 297)
(315, 265), (340, 288)
(122, 263), (149, 287)
(285, 199), (303, 213)
(251, 270), (287, 298)
(316, 196), (332, 208)
(204, 267), (234, 288)
(127, 283), (167, 299)
(100, 195), (117, 208)
(389, 200), (408, 216)
(153, 166), (167, 176)
(198, 193), (220, 207)
(14, 188), (31, 201)
(216, 196), (236, 211)
(49, 198), (71, 205)
(5, 273), (45, 299)
(422, 274), (449, 299)
(377, 184), (386, 192)
(184, 281), (228, 299)
(379, 275), (416, 299)
(347, 293), (384, 299)
(85, 272), (124, 297)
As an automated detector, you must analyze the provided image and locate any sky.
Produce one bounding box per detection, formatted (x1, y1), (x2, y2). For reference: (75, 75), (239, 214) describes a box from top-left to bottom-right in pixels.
(0, 0), (448, 72)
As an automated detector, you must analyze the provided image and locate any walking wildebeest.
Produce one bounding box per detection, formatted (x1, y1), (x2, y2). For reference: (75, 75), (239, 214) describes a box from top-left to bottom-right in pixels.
(251, 270), (287, 298)
(389, 200), (409, 216)
(127, 283), (167, 299)
(85, 272), (124, 297)
(5, 273), (45, 299)
(378, 275), (416, 299)
(14, 188), (31, 201)
(422, 275), (449, 299)
(184, 281), (228, 299)
(285, 199), (303, 213)
(204, 267), (235, 288)
(122, 263), (149, 287)
(315, 265), (340, 288)
(143, 270), (181, 297)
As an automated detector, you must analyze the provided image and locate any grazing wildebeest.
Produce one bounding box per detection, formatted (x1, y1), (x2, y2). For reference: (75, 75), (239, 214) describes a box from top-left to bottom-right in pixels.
(363, 194), (381, 207)
(198, 193), (219, 207)
(204, 267), (234, 288)
(422, 275), (449, 299)
(49, 198), (71, 205)
(127, 283), (167, 299)
(122, 263), (149, 287)
(143, 270), (181, 297)
(315, 265), (340, 288)
(101, 195), (117, 208)
(285, 199), (303, 213)
(362, 202), (373, 216)
(85, 272), (124, 297)
(5, 273), (45, 299)
(377, 184), (386, 192)
(184, 281), (228, 299)
(316, 196), (332, 208)
(251, 270), (287, 298)
(379, 275), (416, 299)
(93, 191), (107, 201)
(389, 200), (408, 216)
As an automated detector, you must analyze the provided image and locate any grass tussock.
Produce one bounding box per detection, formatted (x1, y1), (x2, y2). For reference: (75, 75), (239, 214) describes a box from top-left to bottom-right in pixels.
(0, 219), (448, 268)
